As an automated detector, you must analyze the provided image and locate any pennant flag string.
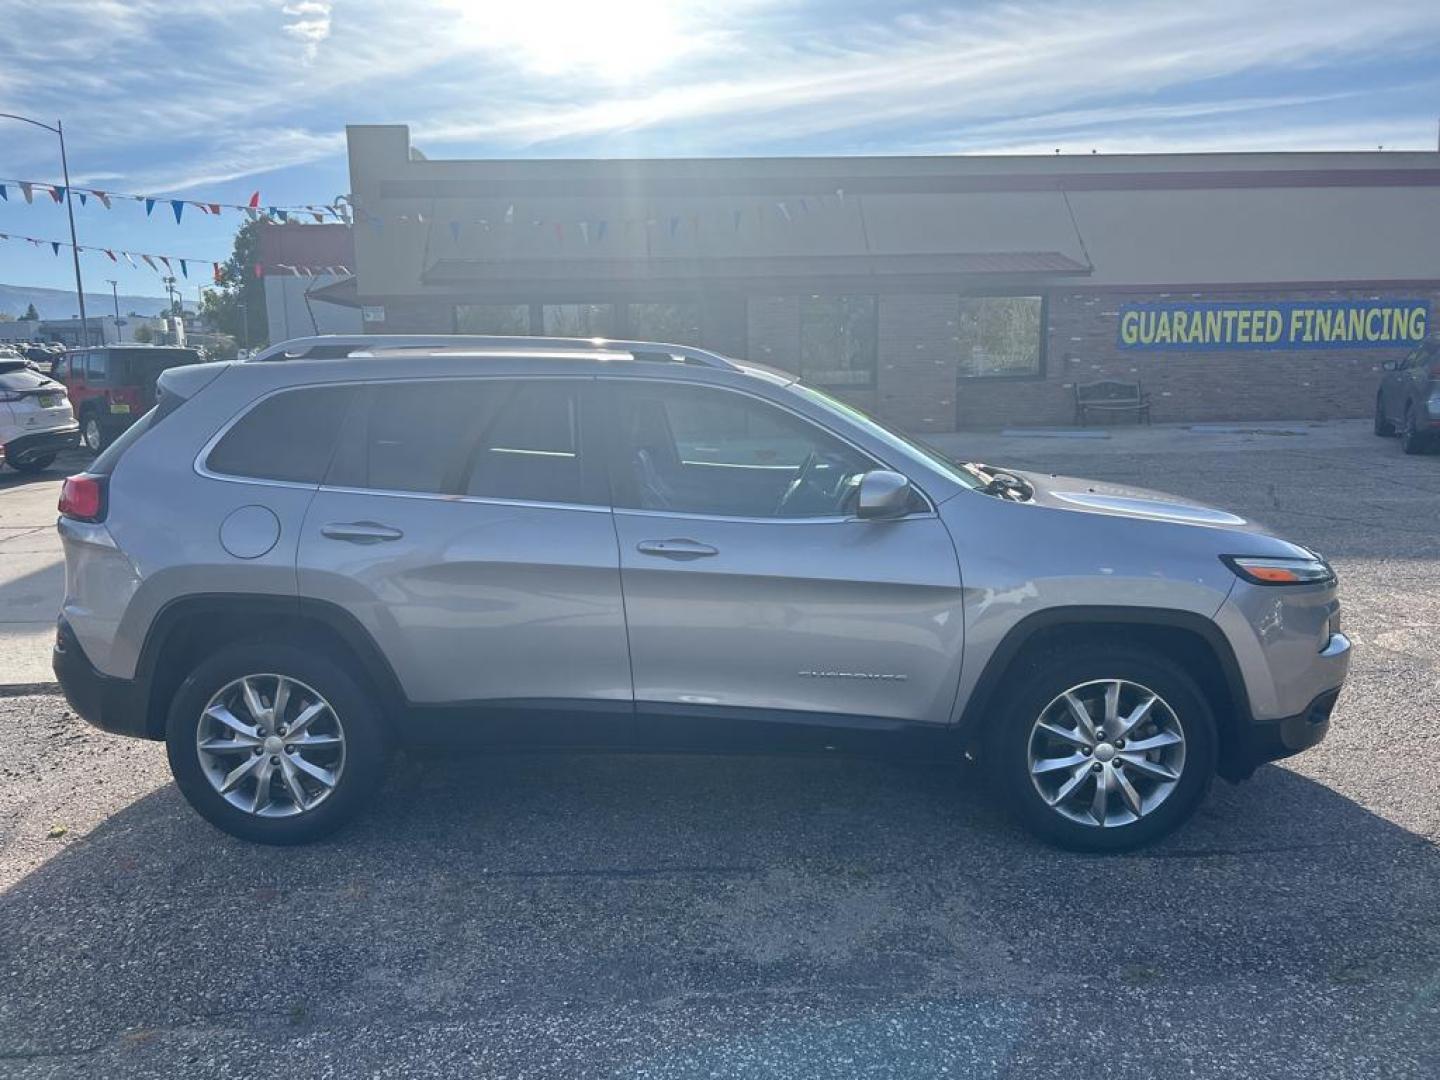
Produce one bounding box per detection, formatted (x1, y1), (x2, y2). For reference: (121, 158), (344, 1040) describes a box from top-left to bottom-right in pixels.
(0, 230), (222, 272)
(0, 177), (347, 220)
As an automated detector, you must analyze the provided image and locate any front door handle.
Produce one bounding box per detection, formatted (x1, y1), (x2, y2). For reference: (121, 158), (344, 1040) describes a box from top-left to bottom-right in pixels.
(321, 521), (405, 545)
(636, 538), (719, 560)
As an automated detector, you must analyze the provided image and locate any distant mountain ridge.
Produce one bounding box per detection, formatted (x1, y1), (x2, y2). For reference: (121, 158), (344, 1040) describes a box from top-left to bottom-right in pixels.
(0, 281), (185, 320)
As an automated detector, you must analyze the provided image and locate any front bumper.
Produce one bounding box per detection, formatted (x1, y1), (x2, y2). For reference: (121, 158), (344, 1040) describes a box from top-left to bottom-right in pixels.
(3, 425), (80, 465)
(52, 618), (152, 740)
(1220, 684), (1341, 781)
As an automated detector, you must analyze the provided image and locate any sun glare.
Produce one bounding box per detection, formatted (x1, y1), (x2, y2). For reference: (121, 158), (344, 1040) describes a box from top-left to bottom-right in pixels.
(451, 0), (695, 83)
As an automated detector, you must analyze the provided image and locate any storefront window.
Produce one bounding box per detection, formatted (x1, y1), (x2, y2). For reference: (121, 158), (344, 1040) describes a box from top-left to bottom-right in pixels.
(799, 295), (877, 387)
(542, 303), (615, 337)
(628, 302), (703, 345)
(454, 304), (531, 335)
(956, 296), (1044, 378)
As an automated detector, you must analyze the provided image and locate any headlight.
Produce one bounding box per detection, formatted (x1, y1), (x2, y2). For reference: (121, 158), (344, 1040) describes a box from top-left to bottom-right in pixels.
(1222, 555), (1334, 586)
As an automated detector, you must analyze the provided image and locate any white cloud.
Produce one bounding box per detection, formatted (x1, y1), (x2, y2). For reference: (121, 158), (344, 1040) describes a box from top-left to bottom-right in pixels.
(281, 0), (333, 61)
(1, 0), (1438, 194)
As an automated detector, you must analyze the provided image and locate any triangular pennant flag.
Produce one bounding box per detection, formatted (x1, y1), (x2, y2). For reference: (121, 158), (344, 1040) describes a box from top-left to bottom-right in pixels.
(50, 242), (60, 256)
(336, 265), (350, 275)
(213, 262), (223, 284)
(77, 191), (87, 207)
(836, 188), (845, 201)
(579, 221), (590, 245)
(123, 252), (137, 268)
(0, 183), (6, 201)
(248, 191), (260, 209)
(49, 185), (64, 203)
(193, 202), (209, 215)
(504, 204), (515, 225)
(179, 259), (189, 278)
(208, 203), (221, 216)
(104, 249), (117, 262)
(20, 182), (34, 203)
(94, 190), (111, 209)
(141, 254), (158, 271)
(776, 201), (792, 222)
(448, 221), (462, 245)
(144, 198), (156, 216)
(273, 209), (288, 222)
(159, 256), (172, 271)
(312, 211), (325, 223)
(171, 200), (184, 223)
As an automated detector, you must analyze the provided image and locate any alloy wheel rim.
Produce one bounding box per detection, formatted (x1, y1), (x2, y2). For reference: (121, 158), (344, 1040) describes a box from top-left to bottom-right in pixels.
(1027, 678), (1186, 828)
(84, 419), (100, 451)
(195, 674), (346, 818)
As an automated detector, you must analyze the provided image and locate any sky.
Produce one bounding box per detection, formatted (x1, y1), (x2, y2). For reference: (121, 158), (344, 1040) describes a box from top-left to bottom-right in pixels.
(2, 0), (1439, 301)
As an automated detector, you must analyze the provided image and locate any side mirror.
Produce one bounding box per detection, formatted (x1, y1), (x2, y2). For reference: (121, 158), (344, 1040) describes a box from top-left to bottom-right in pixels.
(856, 470), (913, 519)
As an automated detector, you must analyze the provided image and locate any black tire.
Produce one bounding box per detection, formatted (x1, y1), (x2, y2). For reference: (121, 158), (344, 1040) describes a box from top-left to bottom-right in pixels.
(985, 643), (1217, 852)
(6, 453), (56, 474)
(1374, 393), (1395, 437)
(165, 640), (387, 844)
(1401, 406), (1429, 455)
(81, 413), (110, 454)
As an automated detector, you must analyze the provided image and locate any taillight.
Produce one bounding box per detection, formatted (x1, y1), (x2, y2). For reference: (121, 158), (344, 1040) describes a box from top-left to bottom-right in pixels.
(59, 473), (107, 522)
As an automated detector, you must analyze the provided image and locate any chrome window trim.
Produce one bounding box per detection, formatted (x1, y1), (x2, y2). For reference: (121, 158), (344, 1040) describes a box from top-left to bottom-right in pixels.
(598, 375), (938, 519)
(311, 483), (610, 514)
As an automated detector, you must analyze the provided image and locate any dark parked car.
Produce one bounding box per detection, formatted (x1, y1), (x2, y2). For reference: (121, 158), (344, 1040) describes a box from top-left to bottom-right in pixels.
(56, 345), (201, 452)
(1375, 337), (1440, 454)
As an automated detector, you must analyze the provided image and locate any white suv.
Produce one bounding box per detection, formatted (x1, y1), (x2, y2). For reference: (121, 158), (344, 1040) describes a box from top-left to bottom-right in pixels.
(0, 354), (78, 472)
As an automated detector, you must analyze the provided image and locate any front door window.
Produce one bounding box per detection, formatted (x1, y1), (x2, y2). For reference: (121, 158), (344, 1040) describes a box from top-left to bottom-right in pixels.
(608, 381), (872, 518)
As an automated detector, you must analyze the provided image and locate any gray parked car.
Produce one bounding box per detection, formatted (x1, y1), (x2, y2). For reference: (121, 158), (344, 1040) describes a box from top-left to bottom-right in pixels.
(54, 336), (1351, 850)
(1374, 336), (1440, 454)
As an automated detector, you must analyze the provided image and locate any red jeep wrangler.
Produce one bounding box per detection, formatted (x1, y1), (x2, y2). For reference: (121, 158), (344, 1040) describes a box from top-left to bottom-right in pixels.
(57, 345), (201, 452)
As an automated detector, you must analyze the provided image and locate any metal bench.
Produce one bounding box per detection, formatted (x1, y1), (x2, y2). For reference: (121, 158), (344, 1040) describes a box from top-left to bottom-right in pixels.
(1074, 379), (1151, 426)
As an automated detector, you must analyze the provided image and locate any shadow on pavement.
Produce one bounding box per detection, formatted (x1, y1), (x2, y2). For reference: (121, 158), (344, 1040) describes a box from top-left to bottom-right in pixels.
(0, 749), (1437, 1075)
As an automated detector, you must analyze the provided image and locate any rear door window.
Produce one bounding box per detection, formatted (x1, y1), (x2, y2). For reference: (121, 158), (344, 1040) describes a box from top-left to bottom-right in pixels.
(85, 352), (109, 382)
(206, 385), (356, 485)
(324, 378), (599, 505)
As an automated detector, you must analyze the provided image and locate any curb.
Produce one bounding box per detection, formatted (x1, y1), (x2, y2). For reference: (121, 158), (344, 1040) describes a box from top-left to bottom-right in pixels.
(0, 682), (63, 698)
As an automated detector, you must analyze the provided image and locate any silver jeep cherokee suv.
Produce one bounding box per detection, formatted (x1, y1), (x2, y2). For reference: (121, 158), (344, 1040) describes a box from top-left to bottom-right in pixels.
(53, 336), (1351, 850)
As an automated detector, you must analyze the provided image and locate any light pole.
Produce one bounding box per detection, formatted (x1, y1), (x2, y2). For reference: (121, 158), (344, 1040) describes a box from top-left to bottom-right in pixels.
(0, 113), (89, 345)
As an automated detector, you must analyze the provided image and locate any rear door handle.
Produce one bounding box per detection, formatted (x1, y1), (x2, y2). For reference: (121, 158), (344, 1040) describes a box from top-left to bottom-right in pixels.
(321, 521), (405, 545)
(636, 538), (719, 560)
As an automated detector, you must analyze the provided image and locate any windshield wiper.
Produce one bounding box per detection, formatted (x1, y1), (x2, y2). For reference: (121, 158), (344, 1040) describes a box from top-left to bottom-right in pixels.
(966, 462), (1034, 501)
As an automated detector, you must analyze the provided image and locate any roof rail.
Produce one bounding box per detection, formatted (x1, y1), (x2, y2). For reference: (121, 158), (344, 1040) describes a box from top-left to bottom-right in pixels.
(247, 334), (738, 370)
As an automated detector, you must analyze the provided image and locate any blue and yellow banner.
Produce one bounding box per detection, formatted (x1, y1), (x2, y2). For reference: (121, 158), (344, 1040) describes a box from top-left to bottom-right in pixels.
(1118, 300), (1429, 351)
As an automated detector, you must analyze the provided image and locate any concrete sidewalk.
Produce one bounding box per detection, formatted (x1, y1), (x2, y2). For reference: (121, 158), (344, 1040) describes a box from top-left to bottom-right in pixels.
(0, 464), (67, 689)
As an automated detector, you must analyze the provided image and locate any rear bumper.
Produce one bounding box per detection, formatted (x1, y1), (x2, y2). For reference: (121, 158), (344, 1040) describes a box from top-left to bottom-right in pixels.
(52, 618), (153, 740)
(4, 425), (79, 464)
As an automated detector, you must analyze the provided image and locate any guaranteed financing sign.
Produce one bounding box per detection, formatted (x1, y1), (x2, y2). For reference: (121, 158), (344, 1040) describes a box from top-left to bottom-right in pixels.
(1118, 300), (1429, 351)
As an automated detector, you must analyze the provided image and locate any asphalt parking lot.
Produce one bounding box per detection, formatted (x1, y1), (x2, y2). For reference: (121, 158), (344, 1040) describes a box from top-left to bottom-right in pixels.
(0, 420), (1438, 1078)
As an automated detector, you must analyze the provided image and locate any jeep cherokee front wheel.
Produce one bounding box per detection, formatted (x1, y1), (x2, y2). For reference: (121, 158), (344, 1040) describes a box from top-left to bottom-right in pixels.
(988, 644), (1217, 852)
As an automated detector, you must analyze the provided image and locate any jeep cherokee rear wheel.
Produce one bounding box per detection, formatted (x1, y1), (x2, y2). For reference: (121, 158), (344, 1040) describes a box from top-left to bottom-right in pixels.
(988, 644), (1217, 852)
(165, 641), (386, 844)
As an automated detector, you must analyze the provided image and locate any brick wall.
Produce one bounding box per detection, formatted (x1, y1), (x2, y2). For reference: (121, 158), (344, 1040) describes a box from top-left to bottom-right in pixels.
(954, 284), (1440, 430)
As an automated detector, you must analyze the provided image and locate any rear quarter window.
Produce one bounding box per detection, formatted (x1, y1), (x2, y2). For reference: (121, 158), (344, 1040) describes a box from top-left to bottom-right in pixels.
(205, 385), (355, 485)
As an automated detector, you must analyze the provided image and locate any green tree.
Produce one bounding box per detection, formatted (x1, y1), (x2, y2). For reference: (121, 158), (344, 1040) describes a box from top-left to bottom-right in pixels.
(132, 324), (154, 344)
(200, 219), (268, 348)
(23, 303), (39, 321)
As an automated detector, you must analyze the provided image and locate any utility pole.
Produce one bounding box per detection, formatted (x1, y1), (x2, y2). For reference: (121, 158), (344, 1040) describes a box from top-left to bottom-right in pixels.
(0, 113), (90, 345)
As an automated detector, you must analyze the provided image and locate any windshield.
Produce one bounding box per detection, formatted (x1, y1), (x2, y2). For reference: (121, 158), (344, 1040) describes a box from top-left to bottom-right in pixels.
(0, 364), (51, 392)
(789, 382), (984, 490)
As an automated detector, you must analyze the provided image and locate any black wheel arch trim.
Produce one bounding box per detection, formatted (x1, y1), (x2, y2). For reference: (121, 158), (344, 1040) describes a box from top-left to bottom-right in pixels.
(955, 605), (1253, 740)
(133, 593), (408, 738)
